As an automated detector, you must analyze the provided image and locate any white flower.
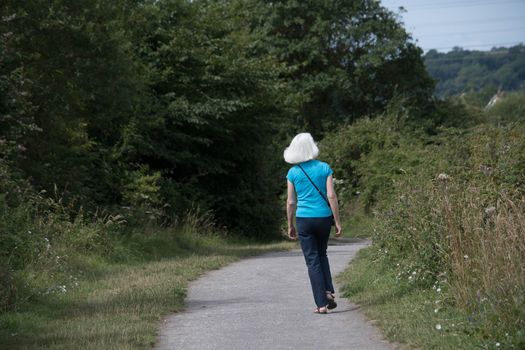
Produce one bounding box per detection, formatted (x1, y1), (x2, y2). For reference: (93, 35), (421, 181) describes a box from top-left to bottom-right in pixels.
(464, 255), (469, 259)
(333, 178), (345, 185)
(496, 343), (501, 347)
(435, 324), (442, 330)
(434, 308), (439, 313)
(437, 173), (449, 181)
(484, 206), (496, 216)
(436, 288), (441, 293)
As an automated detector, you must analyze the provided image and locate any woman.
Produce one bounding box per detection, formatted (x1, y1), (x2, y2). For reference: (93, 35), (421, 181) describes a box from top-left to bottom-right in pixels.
(284, 132), (342, 314)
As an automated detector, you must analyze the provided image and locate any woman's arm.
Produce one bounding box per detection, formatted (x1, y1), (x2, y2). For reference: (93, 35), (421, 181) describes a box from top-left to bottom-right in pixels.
(326, 175), (342, 237)
(286, 180), (297, 240)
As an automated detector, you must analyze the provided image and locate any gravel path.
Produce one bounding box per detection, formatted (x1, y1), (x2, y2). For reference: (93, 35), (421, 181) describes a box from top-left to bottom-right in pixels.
(154, 240), (395, 350)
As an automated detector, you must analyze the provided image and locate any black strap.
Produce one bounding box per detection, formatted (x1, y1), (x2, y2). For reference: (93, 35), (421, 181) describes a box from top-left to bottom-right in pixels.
(297, 164), (331, 208)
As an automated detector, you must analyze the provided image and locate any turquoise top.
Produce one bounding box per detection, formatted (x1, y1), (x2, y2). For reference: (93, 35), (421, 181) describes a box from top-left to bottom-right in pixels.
(286, 160), (333, 218)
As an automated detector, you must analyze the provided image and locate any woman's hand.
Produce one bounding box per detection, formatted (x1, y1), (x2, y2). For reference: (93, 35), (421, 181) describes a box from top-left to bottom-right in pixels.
(334, 222), (342, 237)
(288, 225), (297, 240)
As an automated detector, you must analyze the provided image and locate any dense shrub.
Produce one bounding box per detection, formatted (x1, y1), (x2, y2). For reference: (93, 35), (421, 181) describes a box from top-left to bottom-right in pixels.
(322, 112), (435, 212)
(325, 117), (525, 346)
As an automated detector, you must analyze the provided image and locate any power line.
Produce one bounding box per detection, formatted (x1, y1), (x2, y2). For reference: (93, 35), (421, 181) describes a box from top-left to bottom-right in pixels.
(410, 15), (525, 28)
(400, 0), (525, 11)
(416, 26), (525, 38)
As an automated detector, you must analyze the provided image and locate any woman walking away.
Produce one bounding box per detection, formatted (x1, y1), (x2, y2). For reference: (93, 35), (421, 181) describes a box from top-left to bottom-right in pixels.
(284, 132), (342, 314)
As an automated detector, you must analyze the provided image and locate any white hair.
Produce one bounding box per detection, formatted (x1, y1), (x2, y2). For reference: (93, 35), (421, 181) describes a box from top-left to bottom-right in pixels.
(283, 133), (319, 164)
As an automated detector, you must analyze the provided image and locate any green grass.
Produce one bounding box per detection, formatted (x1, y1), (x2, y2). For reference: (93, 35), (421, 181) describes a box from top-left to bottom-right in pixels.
(341, 210), (374, 239)
(337, 248), (489, 350)
(0, 228), (294, 349)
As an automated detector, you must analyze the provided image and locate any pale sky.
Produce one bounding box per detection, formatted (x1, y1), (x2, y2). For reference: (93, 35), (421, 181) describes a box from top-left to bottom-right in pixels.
(380, 0), (525, 52)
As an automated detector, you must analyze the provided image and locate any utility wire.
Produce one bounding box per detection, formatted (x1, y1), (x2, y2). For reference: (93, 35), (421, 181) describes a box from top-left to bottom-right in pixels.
(399, 0), (525, 11)
(416, 26), (525, 38)
(410, 16), (525, 28)
(386, 0), (525, 9)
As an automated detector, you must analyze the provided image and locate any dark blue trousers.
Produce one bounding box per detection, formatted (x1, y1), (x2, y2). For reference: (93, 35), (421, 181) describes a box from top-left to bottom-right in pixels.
(296, 216), (335, 307)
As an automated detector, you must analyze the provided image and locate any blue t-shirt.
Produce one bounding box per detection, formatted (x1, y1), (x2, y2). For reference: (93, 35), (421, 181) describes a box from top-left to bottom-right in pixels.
(286, 160), (333, 218)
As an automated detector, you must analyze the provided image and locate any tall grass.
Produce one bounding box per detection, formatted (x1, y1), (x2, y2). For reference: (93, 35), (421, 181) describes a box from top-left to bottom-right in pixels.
(441, 189), (525, 339)
(370, 123), (525, 346)
(324, 113), (525, 347)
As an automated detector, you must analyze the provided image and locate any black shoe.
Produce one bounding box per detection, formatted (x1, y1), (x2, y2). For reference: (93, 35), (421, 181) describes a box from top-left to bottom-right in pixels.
(326, 292), (337, 310)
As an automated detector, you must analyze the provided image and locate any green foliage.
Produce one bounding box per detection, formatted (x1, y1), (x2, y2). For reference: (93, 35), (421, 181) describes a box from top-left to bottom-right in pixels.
(325, 115), (525, 346)
(425, 44), (525, 98)
(260, 0), (435, 134)
(321, 110), (435, 211)
(119, 0), (289, 237)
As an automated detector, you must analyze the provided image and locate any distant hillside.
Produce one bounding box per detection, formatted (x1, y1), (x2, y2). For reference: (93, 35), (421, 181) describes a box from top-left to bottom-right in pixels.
(424, 44), (525, 98)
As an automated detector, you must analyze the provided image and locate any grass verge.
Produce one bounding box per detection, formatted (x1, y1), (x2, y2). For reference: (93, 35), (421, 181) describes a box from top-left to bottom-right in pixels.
(337, 247), (491, 350)
(0, 227), (294, 349)
(341, 210), (374, 239)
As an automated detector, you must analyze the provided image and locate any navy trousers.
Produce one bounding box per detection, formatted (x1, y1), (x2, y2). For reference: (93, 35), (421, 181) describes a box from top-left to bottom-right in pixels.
(296, 216), (335, 307)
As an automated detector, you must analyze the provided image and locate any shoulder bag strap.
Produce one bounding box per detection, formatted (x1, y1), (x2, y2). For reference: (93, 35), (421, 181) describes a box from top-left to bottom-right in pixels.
(297, 164), (331, 208)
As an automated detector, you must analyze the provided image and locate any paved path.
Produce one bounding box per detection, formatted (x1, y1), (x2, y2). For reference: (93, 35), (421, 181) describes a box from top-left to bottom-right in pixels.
(154, 240), (395, 350)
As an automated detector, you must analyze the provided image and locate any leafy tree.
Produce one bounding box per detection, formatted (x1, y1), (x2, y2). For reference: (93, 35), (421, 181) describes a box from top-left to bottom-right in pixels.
(1, 0), (146, 205)
(257, 0), (434, 134)
(118, 0), (290, 237)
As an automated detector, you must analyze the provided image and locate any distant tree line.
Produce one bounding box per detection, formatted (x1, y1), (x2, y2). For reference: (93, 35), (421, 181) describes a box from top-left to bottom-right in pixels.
(425, 44), (525, 98)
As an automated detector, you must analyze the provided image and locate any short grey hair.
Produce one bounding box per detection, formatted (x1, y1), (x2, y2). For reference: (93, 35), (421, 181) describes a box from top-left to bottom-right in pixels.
(283, 133), (319, 164)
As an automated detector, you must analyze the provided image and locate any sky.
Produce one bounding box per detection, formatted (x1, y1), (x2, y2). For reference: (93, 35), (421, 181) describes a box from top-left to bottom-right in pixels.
(380, 0), (525, 52)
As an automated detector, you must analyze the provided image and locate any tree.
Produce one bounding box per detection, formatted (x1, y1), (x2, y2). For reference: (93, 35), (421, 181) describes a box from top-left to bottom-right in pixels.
(258, 0), (435, 134)
(118, 0), (291, 237)
(1, 0), (146, 204)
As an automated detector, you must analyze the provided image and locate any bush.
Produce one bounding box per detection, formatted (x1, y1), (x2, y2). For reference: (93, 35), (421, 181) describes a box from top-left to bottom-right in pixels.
(323, 109), (525, 346)
(370, 123), (525, 345)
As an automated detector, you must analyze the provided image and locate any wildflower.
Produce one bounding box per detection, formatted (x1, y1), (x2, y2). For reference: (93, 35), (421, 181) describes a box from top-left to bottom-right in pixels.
(2, 13), (17, 22)
(496, 343), (501, 347)
(333, 178), (344, 185)
(479, 164), (493, 176)
(484, 206), (496, 216)
(437, 173), (449, 181)
(434, 308), (439, 313)
(436, 288), (441, 293)
(412, 271), (416, 275)
(435, 324), (442, 330)
(463, 255), (468, 259)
